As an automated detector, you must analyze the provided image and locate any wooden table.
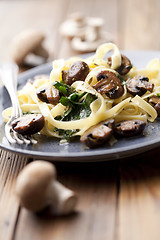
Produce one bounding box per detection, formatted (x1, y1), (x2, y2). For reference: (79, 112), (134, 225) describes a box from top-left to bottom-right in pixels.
(1, 0), (160, 239)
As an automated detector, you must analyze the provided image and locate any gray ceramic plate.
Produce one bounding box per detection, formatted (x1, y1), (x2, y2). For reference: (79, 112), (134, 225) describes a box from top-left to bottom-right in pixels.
(0, 51), (160, 162)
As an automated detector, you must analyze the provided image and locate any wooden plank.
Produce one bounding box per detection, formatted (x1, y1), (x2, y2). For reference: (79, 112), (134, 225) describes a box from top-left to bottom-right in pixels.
(118, 148), (160, 240)
(15, 161), (118, 240)
(118, 0), (160, 50)
(0, 150), (28, 240)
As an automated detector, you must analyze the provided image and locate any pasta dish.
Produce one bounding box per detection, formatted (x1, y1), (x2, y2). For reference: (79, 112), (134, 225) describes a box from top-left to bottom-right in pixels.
(2, 43), (160, 148)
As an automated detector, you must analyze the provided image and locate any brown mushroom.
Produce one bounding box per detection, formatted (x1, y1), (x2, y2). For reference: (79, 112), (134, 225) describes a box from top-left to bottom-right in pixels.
(15, 161), (77, 214)
(149, 96), (160, 116)
(149, 96), (160, 105)
(63, 61), (89, 85)
(11, 29), (49, 66)
(62, 70), (68, 82)
(108, 54), (132, 75)
(11, 114), (44, 135)
(45, 86), (60, 105)
(37, 87), (49, 103)
(126, 76), (154, 96)
(93, 70), (124, 99)
(154, 103), (160, 116)
(80, 119), (115, 148)
(37, 86), (60, 105)
(114, 119), (146, 137)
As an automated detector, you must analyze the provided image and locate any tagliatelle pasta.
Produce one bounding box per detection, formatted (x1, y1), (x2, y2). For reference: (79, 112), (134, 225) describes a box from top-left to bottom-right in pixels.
(2, 43), (160, 141)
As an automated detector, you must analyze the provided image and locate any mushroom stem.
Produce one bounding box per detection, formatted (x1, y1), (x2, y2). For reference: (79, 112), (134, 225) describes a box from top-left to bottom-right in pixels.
(85, 25), (101, 42)
(33, 44), (49, 59)
(47, 181), (77, 215)
(86, 17), (104, 42)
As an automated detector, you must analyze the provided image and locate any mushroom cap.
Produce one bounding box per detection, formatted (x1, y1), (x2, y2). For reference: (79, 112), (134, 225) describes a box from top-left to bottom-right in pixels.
(86, 17), (104, 28)
(16, 160), (56, 212)
(59, 12), (86, 38)
(11, 29), (46, 65)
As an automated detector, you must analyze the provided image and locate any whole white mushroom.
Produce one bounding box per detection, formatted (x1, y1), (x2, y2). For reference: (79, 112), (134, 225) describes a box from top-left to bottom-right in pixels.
(15, 160), (77, 215)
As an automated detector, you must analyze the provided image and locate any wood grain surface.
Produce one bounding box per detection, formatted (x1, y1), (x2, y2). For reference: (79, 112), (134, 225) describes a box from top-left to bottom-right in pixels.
(0, 0), (160, 240)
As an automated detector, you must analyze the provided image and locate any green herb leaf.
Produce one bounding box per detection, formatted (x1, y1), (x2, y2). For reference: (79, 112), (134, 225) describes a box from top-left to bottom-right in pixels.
(68, 92), (86, 105)
(54, 128), (79, 141)
(60, 96), (73, 107)
(61, 93), (97, 122)
(53, 81), (75, 96)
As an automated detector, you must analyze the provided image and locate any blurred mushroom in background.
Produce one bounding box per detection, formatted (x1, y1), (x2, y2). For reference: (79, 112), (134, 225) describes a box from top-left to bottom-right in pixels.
(11, 29), (49, 67)
(59, 12), (86, 40)
(60, 12), (113, 53)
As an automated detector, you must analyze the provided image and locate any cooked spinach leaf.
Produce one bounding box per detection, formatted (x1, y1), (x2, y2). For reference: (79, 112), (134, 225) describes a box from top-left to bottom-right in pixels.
(53, 128), (79, 141)
(53, 81), (75, 96)
(61, 93), (97, 121)
(53, 81), (97, 140)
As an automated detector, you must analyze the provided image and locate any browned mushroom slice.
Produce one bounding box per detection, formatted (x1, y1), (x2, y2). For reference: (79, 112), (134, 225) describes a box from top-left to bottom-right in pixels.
(114, 120), (146, 137)
(149, 96), (160, 116)
(62, 70), (68, 82)
(93, 70), (124, 99)
(126, 76), (154, 96)
(108, 54), (132, 75)
(37, 87), (49, 103)
(65, 61), (89, 85)
(149, 96), (160, 105)
(154, 103), (160, 116)
(11, 114), (45, 135)
(37, 86), (60, 105)
(80, 119), (115, 148)
(45, 86), (60, 105)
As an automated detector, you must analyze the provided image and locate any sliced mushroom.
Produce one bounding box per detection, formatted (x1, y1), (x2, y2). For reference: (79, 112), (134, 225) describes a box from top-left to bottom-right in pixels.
(45, 86), (60, 105)
(149, 96), (160, 116)
(114, 119), (146, 137)
(93, 70), (124, 99)
(62, 70), (68, 82)
(37, 86), (60, 105)
(37, 87), (49, 103)
(154, 103), (160, 116)
(64, 61), (89, 85)
(80, 119), (115, 148)
(108, 55), (132, 75)
(126, 76), (154, 96)
(11, 114), (45, 135)
(149, 96), (160, 105)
